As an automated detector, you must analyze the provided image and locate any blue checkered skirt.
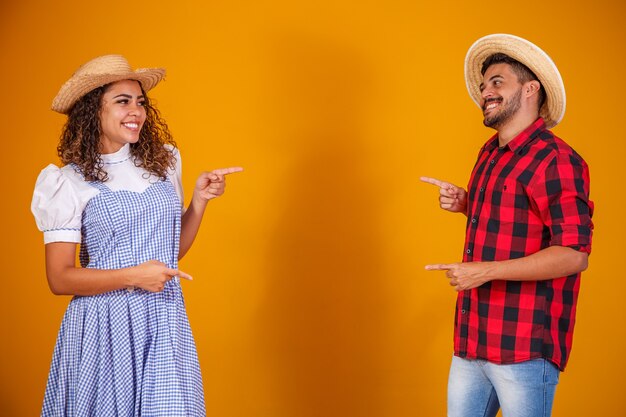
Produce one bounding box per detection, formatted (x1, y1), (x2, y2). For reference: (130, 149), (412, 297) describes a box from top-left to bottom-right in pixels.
(42, 180), (205, 416)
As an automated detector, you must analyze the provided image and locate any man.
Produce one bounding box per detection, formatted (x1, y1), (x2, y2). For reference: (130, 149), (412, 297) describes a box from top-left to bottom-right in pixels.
(421, 34), (594, 417)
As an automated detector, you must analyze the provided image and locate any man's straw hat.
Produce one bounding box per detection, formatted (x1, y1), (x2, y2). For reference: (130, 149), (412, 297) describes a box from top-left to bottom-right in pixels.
(52, 55), (165, 114)
(464, 34), (566, 129)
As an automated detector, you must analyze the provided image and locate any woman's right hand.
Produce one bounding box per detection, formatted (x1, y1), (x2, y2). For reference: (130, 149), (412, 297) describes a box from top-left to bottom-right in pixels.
(43, 244), (192, 296)
(129, 260), (192, 292)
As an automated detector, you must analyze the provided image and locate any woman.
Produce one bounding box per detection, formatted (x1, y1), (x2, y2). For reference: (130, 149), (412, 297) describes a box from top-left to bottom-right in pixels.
(31, 54), (242, 416)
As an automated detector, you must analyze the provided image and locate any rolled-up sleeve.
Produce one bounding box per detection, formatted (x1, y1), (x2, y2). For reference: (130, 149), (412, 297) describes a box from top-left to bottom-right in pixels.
(532, 153), (594, 254)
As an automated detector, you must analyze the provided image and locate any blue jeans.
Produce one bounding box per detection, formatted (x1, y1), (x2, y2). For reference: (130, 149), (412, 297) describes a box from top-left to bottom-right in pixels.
(447, 355), (560, 417)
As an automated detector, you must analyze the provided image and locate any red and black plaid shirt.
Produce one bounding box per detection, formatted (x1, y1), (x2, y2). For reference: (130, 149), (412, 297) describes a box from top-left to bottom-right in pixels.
(455, 118), (594, 371)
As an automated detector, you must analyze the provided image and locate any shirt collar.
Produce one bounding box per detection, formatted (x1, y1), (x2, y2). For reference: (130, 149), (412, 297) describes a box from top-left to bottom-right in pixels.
(484, 118), (546, 152)
(100, 143), (131, 164)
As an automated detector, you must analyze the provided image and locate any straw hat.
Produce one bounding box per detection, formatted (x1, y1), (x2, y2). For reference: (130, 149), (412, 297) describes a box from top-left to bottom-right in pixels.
(464, 34), (566, 129)
(52, 55), (166, 114)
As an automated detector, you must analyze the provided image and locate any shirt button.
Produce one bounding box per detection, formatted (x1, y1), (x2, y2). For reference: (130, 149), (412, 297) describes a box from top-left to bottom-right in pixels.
(471, 217), (477, 224)
(466, 249), (471, 254)
(461, 309), (466, 314)
(479, 187), (484, 192)
(490, 159), (495, 164)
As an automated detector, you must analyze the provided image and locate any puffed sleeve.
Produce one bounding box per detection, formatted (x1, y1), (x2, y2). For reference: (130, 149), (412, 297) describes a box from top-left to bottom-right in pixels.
(31, 164), (99, 244)
(168, 145), (184, 207)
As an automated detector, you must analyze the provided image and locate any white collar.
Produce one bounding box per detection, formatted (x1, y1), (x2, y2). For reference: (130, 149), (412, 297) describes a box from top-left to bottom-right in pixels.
(100, 144), (131, 164)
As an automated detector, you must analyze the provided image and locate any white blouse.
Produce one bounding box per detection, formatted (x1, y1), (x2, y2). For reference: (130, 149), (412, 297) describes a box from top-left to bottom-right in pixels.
(31, 144), (184, 244)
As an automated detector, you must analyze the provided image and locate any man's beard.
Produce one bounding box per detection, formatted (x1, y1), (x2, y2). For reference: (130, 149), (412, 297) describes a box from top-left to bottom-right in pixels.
(483, 87), (522, 129)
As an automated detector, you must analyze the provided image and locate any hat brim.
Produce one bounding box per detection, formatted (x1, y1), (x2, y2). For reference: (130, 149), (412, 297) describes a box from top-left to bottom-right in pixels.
(52, 68), (165, 114)
(464, 34), (566, 129)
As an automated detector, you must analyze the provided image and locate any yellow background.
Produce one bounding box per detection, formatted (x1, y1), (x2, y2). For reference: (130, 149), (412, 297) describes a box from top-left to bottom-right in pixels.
(1, 0), (624, 416)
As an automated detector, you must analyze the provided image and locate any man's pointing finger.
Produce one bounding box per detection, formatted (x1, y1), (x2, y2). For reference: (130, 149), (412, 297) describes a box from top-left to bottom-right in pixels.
(420, 176), (453, 189)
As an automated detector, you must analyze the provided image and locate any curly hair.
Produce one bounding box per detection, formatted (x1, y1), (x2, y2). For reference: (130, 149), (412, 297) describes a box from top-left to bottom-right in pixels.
(57, 82), (177, 182)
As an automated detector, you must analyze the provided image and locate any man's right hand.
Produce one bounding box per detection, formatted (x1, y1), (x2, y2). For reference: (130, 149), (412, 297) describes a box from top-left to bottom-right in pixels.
(420, 176), (468, 214)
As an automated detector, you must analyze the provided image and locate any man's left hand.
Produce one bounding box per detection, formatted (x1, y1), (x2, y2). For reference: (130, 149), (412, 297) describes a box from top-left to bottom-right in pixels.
(425, 261), (494, 292)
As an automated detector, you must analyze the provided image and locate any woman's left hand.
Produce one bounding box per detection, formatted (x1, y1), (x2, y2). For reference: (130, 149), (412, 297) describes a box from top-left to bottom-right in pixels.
(193, 167), (243, 202)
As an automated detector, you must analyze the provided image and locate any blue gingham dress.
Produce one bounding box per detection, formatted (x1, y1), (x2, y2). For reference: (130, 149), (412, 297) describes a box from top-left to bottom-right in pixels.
(41, 178), (205, 416)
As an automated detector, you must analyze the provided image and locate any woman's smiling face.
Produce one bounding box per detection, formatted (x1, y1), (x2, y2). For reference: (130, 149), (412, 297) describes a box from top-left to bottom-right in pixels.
(99, 79), (146, 154)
